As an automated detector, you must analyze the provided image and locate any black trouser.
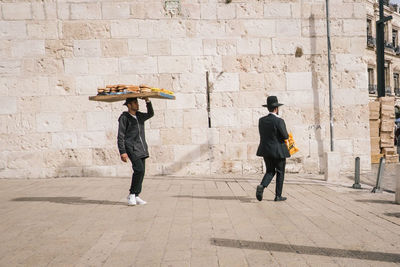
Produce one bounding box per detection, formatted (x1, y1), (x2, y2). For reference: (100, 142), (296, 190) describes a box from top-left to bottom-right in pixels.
(260, 157), (286, 197)
(129, 157), (146, 196)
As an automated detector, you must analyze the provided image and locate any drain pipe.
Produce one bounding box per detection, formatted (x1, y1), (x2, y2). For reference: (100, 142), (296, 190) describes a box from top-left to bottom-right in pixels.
(326, 0), (334, 152)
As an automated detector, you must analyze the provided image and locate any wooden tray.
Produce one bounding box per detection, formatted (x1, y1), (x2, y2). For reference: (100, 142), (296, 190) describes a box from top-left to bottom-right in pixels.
(89, 92), (175, 102)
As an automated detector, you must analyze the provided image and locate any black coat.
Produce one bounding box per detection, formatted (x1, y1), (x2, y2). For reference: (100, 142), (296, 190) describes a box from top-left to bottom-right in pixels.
(256, 113), (290, 159)
(117, 102), (154, 160)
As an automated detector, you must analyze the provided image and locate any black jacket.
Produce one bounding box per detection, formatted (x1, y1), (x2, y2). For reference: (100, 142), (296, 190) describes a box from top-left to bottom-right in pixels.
(117, 102), (154, 160)
(256, 113), (290, 159)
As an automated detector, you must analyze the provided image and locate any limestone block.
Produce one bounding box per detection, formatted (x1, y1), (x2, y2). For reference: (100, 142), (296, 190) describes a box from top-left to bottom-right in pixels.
(238, 109), (255, 127)
(146, 129), (161, 146)
(217, 39), (237, 56)
(148, 39), (170, 56)
(160, 128), (191, 145)
(57, 3), (70, 20)
(71, 3), (101, 19)
(148, 145), (175, 164)
(324, 151), (341, 180)
(44, 2), (57, 19)
(243, 20), (276, 37)
(64, 58), (88, 75)
(75, 75), (104, 95)
(212, 73), (239, 92)
(44, 148), (92, 168)
(83, 166), (116, 177)
(216, 3), (235, 20)
(203, 39), (217, 56)
(335, 54), (365, 72)
(226, 144), (248, 160)
(128, 39), (148, 55)
(116, 164), (131, 177)
(237, 38), (260, 55)
(174, 145), (201, 162)
(342, 19), (365, 36)
(74, 40), (101, 57)
(101, 2), (130, 19)
(63, 113), (88, 132)
(240, 73), (265, 91)
(55, 167), (83, 177)
(51, 132), (78, 149)
(158, 56), (191, 73)
(264, 3), (291, 18)
(238, 91), (267, 108)
(247, 143), (259, 160)
(381, 121), (394, 132)
(260, 38), (273, 55)
(45, 40), (73, 59)
(0, 60), (20, 75)
(171, 38), (203, 56)
(12, 40), (45, 58)
(272, 38), (311, 55)
(237, 2), (263, 18)
(191, 128), (219, 145)
(148, 110), (165, 129)
(197, 21), (226, 38)
(335, 139), (354, 154)
(211, 160), (242, 174)
(7, 151), (44, 170)
(183, 109), (208, 128)
(0, 21), (26, 39)
(88, 58), (119, 75)
(32, 3), (45, 19)
(130, 3), (146, 19)
(10, 76), (49, 97)
(210, 108), (238, 127)
(62, 22), (110, 40)
(0, 97), (17, 115)
(302, 19), (326, 37)
(181, 3), (201, 19)
(201, 3), (216, 19)
(86, 111), (114, 131)
(36, 112), (62, 133)
(277, 20), (302, 37)
(92, 148), (120, 165)
(174, 73), (206, 93)
(164, 109), (183, 128)
(101, 39), (129, 57)
(143, 2), (166, 20)
(110, 20), (139, 38)
(120, 57), (157, 74)
(138, 21), (155, 38)
(286, 72), (312, 91)
(2, 3), (32, 20)
(27, 21), (58, 39)
(0, 40), (11, 57)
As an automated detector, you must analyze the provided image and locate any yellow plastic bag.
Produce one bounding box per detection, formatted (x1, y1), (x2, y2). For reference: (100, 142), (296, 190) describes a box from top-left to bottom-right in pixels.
(285, 132), (299, 155)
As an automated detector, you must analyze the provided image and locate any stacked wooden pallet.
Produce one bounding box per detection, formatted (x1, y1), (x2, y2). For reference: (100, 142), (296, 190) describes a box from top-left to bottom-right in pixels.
(379, 97), (398, 163)
(369, 97), (398, 163)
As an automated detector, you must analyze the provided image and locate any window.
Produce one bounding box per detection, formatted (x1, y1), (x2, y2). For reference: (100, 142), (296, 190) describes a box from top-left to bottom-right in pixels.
(368, 68), (376, 94)
(394, 73), (399, 96)
(367, 19), (372, 36)
(385, 62), (391, 94)
(393, 29), (398, 47)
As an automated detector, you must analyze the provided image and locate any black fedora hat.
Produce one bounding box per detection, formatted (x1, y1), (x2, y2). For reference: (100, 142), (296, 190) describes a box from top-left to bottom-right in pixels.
(123, 97), (138, 105)
(262, 96), (283, 108)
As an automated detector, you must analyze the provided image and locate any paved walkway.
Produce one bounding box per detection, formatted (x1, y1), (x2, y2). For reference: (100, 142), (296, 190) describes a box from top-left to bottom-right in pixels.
(0, 174), (399, 267)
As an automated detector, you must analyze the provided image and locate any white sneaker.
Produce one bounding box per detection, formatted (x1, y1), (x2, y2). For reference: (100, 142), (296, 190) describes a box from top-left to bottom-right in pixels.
(135, 196), (147, 205)
(127, 194), (136, 206)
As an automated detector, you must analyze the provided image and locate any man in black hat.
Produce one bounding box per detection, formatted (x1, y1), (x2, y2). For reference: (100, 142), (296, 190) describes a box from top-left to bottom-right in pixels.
(117, 97), (154, 206)
(256, 96), (290, 202)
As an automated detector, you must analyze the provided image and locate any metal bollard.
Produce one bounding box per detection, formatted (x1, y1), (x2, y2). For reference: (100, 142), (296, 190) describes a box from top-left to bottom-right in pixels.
(352, 157), (361, 189)
(372, 157), (385, 193)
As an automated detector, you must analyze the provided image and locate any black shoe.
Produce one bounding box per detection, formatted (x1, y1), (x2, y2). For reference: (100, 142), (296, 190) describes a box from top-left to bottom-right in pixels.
(256, 185), (264, 201)
(274, 196), (287, 202)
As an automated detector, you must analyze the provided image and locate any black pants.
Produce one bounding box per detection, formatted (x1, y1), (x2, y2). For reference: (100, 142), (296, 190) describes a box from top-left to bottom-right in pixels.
(129, 158), (146, 196)
(260, 157), (286, 197)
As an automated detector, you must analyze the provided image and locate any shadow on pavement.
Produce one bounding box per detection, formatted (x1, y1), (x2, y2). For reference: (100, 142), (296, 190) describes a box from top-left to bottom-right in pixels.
(11, 197), (126, 206)
(355, 199), (396, 204)
(384, 212), (400, 218)
(173, 195), (255, 203)
(211, 238), (400, 263)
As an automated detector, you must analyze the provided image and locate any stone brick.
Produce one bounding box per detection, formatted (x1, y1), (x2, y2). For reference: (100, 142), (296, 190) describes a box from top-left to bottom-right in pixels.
(57, 2), (70, 20)
(225, 20), (246, 37)
(286, 72), (313, 91)
(210, 108), (239, 127)
(213, 73), (239, 92)
(237, 2), (264, 19)
(0, 97), (17, 115)
(2, 3), (31, 20)
(86, 111), (114, 131)
(102, 2), (130, 19)
(158, 56), (191, 73)
(240, 73), (265, 91)
(32, 3), (45, 19)
(36, 113), (62, 132)
(264, 3), (291, 18)
(62, 21), (110, 40)
(43, 149), (92, 168)
(201, 3), (217, 19)
(120, 57), (157, 74)
(181, 3), (201, 19)
(130, 3), (146, 19)
(237, 38), (260, 55)
(10, 76), (49, 97)
(173, 73), (206, 93)
(88, 58), (119, 75)
(174, 145), (201, 162)
(7, 151), (44, 170)
(226, 143), (248, 160)
(64, 58), (88, 75)
(243, 20), (276, 37)
(75, 75), (104, 95)
(92, 148), (120, 165)
(0, 21), (26, 39)
(161, 128), (191, 145)
(260, 38), (272, 55)
(166, 93), (196, 110)
(52, 132), (79, 150)
(146, 129), (161, 146)
(0, 60), (20, 75)
(217, 39), (237, 56)
(192, 56), (222, 73)
(277, 20), (301, 37)
(342, 19), (365, 36)
(71, 3), (101, 20)
(171, 38), (203, 56)
(148, 145), (174, 163)
(101, 39), (129, 57)
(196, 21), (226, 38)
(12, 40), (45, 58)
(62, 113), (87, 132)
(203, 39), (217, 56)
(164, 109), (183, 128)
(27, 21), (58, 39)
(183, 109), (208, 128)
(128, 39), (148, 55)
(148, 39), (170, 56)
(110, 20), (139, 38)
(45, 40), (73, 59)
(44, 2), (57, 19)
(74, 40), (101, 57)
(217, 3), (236, 19)
(0, 40), (11, 57)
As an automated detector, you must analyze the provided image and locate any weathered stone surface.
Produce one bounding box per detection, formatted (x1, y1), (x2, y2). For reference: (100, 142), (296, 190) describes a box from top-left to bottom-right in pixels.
(102, 39), (128, 57)
(62, 21), (110, 39)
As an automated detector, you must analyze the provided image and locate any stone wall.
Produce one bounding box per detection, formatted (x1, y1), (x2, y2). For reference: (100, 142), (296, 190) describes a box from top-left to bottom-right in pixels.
(0, 0), (370, 178)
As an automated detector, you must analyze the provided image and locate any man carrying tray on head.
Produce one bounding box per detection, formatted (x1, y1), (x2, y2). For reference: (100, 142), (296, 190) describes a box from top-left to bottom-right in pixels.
(117, 97), (154, 206)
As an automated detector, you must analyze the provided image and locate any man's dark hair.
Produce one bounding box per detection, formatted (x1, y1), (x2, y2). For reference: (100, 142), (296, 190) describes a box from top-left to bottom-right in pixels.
(268, 106), (276, 112)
